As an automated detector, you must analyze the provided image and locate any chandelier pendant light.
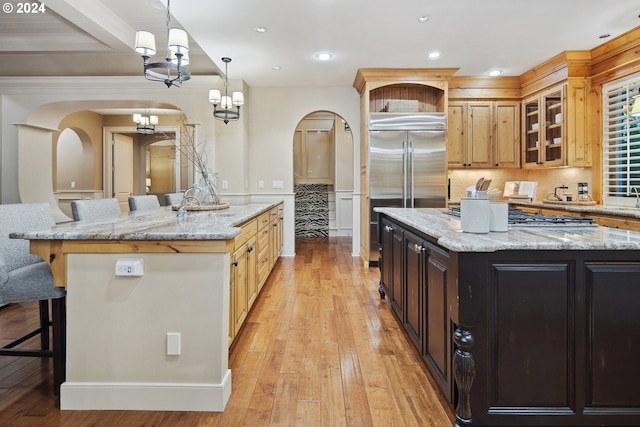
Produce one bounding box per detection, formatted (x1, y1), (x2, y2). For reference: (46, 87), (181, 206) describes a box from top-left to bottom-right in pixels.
(133, 112), (158, 135)
(134, 0), (191, 88)
(209, 57), (244, 124)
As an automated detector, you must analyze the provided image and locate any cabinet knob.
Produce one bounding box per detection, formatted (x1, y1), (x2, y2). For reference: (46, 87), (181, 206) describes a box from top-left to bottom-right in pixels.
(413, 243), (425, 253)
(385, 225), (394, 232)
(232, 261), (239, 267)
(247, 246), (254, 253)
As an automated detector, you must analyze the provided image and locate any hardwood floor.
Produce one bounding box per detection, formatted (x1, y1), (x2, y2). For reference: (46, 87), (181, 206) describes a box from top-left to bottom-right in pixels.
(0, 237), (454, 426)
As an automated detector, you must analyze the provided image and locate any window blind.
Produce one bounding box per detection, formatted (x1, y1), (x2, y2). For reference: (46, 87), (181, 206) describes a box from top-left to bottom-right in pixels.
(602, 73), (640, 206)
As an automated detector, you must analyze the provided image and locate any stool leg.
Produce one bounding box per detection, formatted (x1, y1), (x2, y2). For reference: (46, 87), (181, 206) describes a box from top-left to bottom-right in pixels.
(51, 297), (66, 395)
(38, 300), (50, 350)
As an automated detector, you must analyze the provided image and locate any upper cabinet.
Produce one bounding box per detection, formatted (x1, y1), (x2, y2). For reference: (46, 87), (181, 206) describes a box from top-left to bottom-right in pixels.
(448, 101), (520, 169)
(522, 80), (590, 168)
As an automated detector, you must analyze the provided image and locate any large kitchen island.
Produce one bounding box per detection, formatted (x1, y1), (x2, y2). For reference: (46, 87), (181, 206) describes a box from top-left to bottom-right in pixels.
(11, 202), (283, 412)
(375, 207), (640, 427)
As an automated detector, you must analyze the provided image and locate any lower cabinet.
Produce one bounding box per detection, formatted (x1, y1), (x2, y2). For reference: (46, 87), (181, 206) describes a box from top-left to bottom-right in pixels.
(230, 203), (284, 346)
(379, 218), (452, 401)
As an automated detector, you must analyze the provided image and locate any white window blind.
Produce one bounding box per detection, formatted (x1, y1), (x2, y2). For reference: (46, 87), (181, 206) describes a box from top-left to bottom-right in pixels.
(602, 73), (640, 206)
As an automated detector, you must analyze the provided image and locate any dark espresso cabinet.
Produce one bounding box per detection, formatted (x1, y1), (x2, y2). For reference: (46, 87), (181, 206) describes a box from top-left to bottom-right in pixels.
(379, 220), (453, 401)
(378, 213), (640, 427)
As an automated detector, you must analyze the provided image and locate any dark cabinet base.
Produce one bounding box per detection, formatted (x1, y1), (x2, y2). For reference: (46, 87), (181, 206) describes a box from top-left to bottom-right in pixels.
(378, 213), (640, 427)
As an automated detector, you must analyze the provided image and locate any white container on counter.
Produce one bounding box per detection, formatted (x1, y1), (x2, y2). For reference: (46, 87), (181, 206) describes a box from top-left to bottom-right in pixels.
(460, 198), (490, 233)
(489, 202), (509, 232)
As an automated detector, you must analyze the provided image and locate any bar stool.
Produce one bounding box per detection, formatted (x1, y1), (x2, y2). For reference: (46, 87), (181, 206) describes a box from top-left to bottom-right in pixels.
(0, 203), (66, 395)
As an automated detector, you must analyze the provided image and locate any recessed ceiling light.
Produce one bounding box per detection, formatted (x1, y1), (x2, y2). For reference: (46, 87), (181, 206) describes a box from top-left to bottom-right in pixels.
(428, 51), (441, 60)
(488, 69), (504, 77)
(418, 15), (429, 22)
(272, 66), (281, 71)
(255, 26), (268, 33)
(316, 52), (333, 61)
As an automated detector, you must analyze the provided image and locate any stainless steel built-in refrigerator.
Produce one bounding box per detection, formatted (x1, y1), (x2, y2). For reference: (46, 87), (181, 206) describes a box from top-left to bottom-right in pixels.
(368, 112), (447, 263)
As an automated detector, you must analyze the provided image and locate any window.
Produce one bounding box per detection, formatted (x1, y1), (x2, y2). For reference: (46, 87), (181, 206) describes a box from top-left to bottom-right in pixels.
(602, 73), (640, 206)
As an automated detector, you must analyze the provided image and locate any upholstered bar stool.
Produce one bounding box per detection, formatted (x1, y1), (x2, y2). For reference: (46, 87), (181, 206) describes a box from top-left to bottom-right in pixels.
(71, 198), (121, 221)
(128, 195), (160, 211)
(0, 203), (66, 395)
(163, 192), (184, 207)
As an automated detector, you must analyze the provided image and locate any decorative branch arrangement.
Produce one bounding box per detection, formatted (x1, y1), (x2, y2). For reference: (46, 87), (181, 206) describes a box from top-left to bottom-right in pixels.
(159, 119), (227, 210)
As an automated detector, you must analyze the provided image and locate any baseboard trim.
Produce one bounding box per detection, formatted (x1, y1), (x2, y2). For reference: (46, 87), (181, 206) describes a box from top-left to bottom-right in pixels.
(60, 369), (232, 411)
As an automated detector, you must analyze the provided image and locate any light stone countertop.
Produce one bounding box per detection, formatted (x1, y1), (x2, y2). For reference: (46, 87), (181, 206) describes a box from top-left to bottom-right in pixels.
(11, 202), (282, 241)
(375, 207), (640, 252)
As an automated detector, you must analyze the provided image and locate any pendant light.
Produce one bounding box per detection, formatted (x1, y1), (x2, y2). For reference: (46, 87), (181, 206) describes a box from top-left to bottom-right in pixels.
(209, 57), (244, 124)
(134, 0), (190, 88)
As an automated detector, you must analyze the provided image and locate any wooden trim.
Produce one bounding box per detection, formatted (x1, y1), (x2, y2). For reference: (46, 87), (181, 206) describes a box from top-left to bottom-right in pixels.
(448, 76), (522, 100)
(30, 239), (234, 288)
(353, 68), (459, 94)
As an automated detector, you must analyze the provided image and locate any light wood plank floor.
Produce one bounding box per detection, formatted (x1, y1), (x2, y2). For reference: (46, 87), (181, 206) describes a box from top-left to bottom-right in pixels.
(0, 237), (454, 426)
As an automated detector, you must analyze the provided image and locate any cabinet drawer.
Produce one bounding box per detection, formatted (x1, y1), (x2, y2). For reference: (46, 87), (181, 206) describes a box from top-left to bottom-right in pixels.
(235, 219), (257, 248)
(257, 211), (271, 230)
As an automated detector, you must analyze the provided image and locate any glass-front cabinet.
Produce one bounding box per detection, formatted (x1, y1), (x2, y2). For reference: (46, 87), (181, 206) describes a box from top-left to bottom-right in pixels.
(523, 86), (564, 167)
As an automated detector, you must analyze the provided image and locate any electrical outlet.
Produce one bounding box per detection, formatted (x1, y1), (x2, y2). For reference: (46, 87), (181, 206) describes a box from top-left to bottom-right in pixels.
(272, 180), (283, 189)
(115, 258), (144, 276)
(258, 180), (264, 189)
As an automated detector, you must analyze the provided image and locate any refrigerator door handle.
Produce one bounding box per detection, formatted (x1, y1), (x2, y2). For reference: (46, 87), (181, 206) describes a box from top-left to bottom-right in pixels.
(408, 137), (414, 208)
(402, 138), (407, 208)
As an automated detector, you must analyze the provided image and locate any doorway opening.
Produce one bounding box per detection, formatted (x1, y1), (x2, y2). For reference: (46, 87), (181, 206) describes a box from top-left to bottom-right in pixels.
(293, 111), (354, 238)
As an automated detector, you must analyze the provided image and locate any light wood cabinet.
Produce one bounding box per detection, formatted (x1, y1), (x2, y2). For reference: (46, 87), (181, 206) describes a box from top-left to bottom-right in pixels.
(522, 81), (590, 168)
(229, 203), (284, 346)
(448, 101), (520, 168)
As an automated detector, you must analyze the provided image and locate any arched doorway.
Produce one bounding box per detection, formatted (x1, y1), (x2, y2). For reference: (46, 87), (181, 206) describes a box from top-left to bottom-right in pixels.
(293, 111), (354, 238)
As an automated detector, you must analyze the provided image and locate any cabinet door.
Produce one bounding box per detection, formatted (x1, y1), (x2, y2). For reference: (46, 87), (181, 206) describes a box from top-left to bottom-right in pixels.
(466, 102), (493, 168)
(447, 103), (467, 167)
(232, 244), (248, 335)
(424, 242), (449, 394)
(390, 225), (405, 320)
(379, 217), (395, 298)
(493, 102), (521, 168)
(522, 95), (542, 167)
(246, 235), (258, 310)
(541, 87), (564, 166)
(404, 231), (425, 350)
(566, 80), (590, 166)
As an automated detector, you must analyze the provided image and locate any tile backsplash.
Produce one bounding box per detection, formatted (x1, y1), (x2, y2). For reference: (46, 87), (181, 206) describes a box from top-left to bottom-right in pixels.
(448, 168), (593, 202)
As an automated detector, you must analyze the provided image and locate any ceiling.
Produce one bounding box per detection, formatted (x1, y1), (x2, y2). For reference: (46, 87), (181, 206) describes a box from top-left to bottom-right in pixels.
(1, 0), (640, 88)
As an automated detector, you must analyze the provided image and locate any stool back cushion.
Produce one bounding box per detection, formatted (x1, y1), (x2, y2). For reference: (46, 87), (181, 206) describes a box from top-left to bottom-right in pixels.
(0, 203), (55, 278)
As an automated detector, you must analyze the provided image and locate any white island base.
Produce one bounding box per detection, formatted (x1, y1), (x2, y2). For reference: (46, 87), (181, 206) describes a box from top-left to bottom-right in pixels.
(60, 252), (232, 411)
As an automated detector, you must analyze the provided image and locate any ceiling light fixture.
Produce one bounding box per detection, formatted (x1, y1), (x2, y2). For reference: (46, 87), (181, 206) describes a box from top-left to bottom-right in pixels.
(488, 69), (504, 77)
(428, 51), (441, 59)
(209, 57), (244, 125)
(418, 15), (429, 22)
(255, 26), (268, 33)
(316, 52), (333, 61)
(133, 112), (158, 135)
(134, 0), (190, 88)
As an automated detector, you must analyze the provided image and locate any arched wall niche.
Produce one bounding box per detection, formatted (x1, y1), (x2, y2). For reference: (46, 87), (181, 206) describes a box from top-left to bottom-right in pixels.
(54, 127), (94, 191)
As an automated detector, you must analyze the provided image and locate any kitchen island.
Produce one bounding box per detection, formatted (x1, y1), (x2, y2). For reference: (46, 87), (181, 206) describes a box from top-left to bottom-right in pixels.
(11, 202), (283, 412)
(375, 207), (640, 427)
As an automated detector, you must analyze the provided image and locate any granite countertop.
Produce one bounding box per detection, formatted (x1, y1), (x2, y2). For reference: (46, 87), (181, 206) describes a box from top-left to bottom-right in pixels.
(11, 202), (281, 241)
(375, 207), (640, 252)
